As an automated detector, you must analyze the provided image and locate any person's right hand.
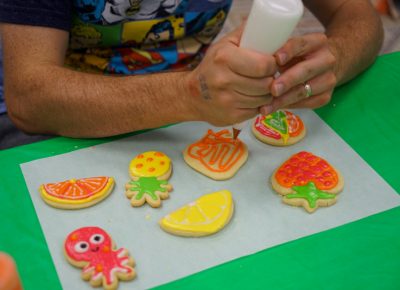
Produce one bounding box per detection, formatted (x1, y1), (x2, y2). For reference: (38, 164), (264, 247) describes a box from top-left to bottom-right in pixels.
(185, 26), (278, 127)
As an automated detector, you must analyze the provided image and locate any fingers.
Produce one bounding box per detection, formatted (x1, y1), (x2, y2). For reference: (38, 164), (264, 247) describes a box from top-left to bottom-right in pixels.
(230, 75), (274, 96)
(259, 71), (336, 114)
(275, 33), (328, 66)
(234, 91), (273, 109)
(213, 45), (277, 78)
(271, 48), (335, 97)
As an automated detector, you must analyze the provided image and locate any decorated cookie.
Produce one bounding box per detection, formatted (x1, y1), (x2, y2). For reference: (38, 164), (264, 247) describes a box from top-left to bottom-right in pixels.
(252, 110), (306, 146)
(129, 151), (172, 180)
(64, 227), (136, 290)
(125, 177), (173, 208)
(159, 190), (234, 237)
(271, 151), (344, 213)
(183, 129), (248, 180)
(126, 151), (173, 207)
(39, 177), (114, 209)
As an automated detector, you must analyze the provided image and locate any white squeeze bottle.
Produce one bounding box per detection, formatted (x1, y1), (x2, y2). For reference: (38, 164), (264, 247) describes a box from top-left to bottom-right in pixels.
(232, 0), (304, 139)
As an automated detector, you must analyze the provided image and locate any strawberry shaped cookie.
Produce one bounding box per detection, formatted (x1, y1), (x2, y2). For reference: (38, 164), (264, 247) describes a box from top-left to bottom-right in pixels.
(271, 151), (344, 213)
(252, 110), (306, 146)
(183, 129), (248, 180)
(64, 227), (136, 290)
(125, 151), (173, 207)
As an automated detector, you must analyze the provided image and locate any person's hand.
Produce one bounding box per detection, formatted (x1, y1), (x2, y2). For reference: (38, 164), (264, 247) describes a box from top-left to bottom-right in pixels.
(185, 26), (278, 127)
(259, 33), (337, 115)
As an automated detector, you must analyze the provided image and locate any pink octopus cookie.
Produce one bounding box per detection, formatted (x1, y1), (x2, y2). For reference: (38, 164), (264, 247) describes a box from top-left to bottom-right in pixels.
(64, 227), (136, 290)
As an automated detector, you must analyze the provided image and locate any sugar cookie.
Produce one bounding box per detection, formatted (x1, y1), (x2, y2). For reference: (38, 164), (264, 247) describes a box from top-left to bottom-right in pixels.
(125, 177), (173, 208)
(159, 190), (234, 237)
(271, 151), (344, 213)
(39, 176), (114, 209)
(252, 110), (306, 146)
(64, 226), (136, 290)
(183, 129), (248, 180)
(126, 151), (173, 207)
(129, 151), (172, 180)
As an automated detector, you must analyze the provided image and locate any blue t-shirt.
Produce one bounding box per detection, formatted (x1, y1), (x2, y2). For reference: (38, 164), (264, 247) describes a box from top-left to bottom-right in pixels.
(0, 0), (233, 114)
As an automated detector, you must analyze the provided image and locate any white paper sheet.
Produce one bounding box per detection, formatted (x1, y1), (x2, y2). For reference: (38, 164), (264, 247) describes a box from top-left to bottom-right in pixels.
(21, 110), (400, 290)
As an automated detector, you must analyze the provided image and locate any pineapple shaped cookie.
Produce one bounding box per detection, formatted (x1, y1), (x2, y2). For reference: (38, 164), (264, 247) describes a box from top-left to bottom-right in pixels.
(125, 151), (173, 208)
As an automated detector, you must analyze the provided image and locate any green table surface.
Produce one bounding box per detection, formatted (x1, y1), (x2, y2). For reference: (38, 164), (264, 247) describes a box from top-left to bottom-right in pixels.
(1, 52), (399, 290)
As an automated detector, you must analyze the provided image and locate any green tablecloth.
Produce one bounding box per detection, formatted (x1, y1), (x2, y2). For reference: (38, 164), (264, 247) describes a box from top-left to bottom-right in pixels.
(1, 52), (399, 290)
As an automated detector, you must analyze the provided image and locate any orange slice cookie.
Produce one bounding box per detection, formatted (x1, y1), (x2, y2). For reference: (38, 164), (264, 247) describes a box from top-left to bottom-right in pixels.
(252, 110), (306, 146)
(64, 226), (136, 290)
(159, 190), (234, 237)
(39, 176), (114, 209)
(271, 151), (344, 213)
(183, 129), (248, 180)
(126, 151), (173, 207)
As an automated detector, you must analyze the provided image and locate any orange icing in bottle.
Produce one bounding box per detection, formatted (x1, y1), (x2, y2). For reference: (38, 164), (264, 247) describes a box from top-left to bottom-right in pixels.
(187, 129), (246, 173)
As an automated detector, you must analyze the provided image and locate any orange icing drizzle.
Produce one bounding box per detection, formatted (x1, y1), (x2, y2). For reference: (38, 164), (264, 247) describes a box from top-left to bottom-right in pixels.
(187, 129), (246, 173)
(286, 111), (304, 137)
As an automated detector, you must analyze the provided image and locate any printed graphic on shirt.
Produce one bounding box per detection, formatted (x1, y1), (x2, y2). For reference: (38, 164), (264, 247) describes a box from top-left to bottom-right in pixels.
(67, 0), (232, 75)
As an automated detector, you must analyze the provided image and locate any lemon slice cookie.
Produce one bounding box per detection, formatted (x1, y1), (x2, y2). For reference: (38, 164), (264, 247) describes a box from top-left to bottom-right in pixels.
(159, 190), (234, 237)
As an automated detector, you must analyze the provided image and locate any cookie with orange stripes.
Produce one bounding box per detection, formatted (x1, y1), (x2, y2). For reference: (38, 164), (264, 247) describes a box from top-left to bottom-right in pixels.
(125, 151), (173, 208)
(39, 176), (114, 209)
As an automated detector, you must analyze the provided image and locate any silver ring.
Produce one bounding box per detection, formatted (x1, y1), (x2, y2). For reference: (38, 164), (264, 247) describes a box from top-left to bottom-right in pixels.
(304, 83), (312, 98)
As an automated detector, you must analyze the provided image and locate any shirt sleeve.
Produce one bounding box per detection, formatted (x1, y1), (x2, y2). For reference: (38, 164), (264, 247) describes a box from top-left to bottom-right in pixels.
(0, 0), (72, 31)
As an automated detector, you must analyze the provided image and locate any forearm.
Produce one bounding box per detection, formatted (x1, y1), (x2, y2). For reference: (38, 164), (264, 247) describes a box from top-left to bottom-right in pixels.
(307, 0), (384, 85)
(6, 65), (195, 137)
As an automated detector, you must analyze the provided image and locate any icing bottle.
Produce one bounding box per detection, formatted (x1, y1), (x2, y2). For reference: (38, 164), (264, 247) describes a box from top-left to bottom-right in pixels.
(232, 0), (304, 138)
(0, 253), (23, 290)
(240, 0), (304, 54)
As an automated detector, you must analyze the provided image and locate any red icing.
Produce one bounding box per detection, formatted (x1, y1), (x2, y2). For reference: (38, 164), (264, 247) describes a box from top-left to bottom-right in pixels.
(254, 116), (281, 139)
(275, 151), (339, 190)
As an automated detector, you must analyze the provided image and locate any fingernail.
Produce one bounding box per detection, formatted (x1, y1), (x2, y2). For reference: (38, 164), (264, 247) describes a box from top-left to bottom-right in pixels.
(278, 52), (288, 65)
(260, 105), (273, 116)
(274, 83), (284, 96)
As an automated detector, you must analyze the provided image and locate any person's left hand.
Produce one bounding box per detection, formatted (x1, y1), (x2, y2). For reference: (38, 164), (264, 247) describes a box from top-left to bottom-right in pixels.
(259, 33), (337, 115)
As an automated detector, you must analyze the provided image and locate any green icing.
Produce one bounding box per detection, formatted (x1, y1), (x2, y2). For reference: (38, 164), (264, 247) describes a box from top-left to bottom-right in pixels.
(286, 182), (336, 208)
(129, 177), (168, 201)
(263, 110), (288, 135)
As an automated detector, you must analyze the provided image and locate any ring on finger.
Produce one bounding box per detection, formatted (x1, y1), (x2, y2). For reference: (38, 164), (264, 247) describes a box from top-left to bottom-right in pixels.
(304, 82), (312, 98)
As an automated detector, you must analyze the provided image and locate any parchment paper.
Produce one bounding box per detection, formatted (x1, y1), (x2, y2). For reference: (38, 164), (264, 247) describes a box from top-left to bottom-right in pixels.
(21, 110), (400, 290)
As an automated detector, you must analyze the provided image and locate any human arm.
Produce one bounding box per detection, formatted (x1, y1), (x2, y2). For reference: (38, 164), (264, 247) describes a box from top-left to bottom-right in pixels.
(261, 0), (383, 113)
(1, 24), (277, 137)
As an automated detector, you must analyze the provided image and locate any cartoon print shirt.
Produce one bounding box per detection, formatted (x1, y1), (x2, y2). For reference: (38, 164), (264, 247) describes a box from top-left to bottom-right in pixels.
(67, 0), (233, 74)
(0, 0), (233, 113)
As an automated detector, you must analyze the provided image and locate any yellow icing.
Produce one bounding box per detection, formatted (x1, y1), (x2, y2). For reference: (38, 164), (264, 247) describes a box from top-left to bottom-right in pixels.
(39, 178), (114, 205)
(129, 151), (171, 178)
(159, 190), (234, 237)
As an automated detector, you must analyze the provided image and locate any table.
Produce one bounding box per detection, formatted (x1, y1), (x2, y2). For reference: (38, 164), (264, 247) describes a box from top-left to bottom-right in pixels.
(1, 52), (399, 290)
